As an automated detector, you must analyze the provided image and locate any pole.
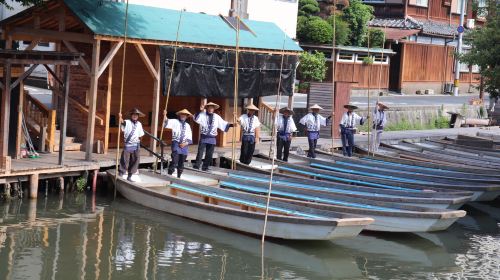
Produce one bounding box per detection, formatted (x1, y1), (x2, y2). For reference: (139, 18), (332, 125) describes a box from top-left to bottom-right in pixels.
(330, 1), (337, 157)
(230, 15), (241, 170)
(453, 0), (466, 96)
(367, 30), (372, 155)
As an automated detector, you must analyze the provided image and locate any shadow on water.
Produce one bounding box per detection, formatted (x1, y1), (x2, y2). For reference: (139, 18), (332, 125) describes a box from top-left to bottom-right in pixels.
(0, 193), (499, 279)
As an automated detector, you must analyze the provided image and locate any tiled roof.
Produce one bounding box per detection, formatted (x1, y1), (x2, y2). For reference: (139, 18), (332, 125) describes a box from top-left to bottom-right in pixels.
(370, 17), (461, 38)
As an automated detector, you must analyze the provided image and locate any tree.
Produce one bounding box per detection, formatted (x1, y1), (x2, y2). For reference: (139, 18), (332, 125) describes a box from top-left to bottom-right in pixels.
(298, 51), (327, 82)
(460, 1), (500, 98)
(0, 0), (43, 9)
(326, 14), (350, 46)
(298, 0), (320, 17)
(297, 16), (333, 44)
(342, 0), (374, 46)
(365, 28), (385, 48)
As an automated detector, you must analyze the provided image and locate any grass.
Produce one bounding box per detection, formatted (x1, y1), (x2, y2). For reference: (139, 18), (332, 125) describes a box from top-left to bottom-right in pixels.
(358, 115), (450, 132)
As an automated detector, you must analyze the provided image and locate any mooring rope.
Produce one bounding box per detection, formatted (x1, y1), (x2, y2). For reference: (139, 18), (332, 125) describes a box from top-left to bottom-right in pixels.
(113, 0), (129, 197)
(154, 9), (184, 172)
(261, 32), (287, 279)
(230, 15), (241, 170)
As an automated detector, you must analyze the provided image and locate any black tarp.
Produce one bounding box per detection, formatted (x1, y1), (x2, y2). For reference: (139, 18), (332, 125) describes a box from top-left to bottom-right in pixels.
(160, 46), (298, 98)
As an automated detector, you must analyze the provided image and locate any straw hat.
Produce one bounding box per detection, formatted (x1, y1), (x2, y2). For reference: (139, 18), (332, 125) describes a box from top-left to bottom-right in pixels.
(310, 104), (323, 110)
(204, 102), (220, 110)
(343, 104), (358, 110)
(176, 109), (192, 116)
(279, 107), (294, 115)
(377, 102), (389, 110)
(128, 108), (145, 117)
(245, 104), (259, 111)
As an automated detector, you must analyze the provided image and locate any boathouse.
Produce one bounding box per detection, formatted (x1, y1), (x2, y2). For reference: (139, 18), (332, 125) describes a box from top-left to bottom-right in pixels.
(0, 0), (302, 172)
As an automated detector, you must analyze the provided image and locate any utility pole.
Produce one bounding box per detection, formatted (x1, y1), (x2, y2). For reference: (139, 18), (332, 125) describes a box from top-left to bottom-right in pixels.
(453, 0), (467, 96)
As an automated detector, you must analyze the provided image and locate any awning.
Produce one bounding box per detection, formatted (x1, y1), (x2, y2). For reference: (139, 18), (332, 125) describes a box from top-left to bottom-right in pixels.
(383, 28), (420, 41)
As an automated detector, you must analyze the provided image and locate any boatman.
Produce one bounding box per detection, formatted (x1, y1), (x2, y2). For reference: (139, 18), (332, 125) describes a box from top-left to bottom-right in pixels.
(238, 104), (261, 164)
(340, 104), (367, 157)
(118, 108), (145, 182)
(299, 104), (332, 158)
(371, 101), (388, 152)
(276, 107), (297, 162)
(194, 102), (233, 171)
(163, 109), (193, 178)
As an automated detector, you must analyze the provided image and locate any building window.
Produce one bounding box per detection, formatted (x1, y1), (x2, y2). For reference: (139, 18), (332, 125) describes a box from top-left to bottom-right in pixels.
(355, 53), (370, 63)
(337, 51), (355, 62)
(477, 0), (488, 18)
(372, 53), (389, 64)
(471, 64), (480, 73)
(456, 0), (467, 14)
(415, 0), (428, 7)
(38, 42), (50, 47)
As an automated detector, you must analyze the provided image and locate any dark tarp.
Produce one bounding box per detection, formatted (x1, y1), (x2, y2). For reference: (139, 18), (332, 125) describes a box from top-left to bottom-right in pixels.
(160, 46), (298, 98)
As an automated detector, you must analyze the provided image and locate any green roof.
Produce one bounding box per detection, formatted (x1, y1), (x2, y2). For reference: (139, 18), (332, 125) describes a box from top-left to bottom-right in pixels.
(64, 0), (302, 52)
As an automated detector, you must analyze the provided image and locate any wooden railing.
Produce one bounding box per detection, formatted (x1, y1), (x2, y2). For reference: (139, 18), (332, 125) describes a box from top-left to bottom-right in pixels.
(53, 90), (105, 126)
(24, 92), (56, 152)
(259, 101), (275, 130)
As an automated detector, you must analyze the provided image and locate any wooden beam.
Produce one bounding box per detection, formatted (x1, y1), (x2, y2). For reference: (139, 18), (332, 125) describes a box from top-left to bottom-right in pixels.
(11, 27), (93, 43)
(63, 40), (91, 76)
(134, 43), (159, 80)
(97, 41), (123, 78)
(85, 40), (101, 160)
(26, 39), (41, 51)
(10, 64), (38, 90)
(59, 65), (70, 165)
(1, 62), (12, 157)
(15, 81), (24, 159)
(104, 60), (113, 154)
(150, 47), (161, 153)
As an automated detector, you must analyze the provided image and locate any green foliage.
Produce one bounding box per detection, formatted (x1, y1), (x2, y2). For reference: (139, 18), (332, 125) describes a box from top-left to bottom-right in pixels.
(460, 1), (500, 98)
(0, 0), (43, 9)
(326, 15), (350, 46)
(75, 176), (87, 192)
(297, 16), (333, 44)
(298, 51), (327, 82)
(342, 0), (374, 46)
(362, 56), (374, 65)
(365, 28), (385, 48)
(298, 0), (320, 17)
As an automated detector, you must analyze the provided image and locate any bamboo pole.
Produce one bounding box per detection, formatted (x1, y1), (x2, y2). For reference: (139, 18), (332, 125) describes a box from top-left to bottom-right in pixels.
(374, 25), (387, 157)
(367, 29), (372, 155)
(330, 0), (337, 157)
(230, 16), (241, 170)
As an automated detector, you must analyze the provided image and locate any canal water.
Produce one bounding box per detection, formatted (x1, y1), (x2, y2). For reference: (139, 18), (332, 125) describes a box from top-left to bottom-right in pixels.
(0, 192), (499, 280)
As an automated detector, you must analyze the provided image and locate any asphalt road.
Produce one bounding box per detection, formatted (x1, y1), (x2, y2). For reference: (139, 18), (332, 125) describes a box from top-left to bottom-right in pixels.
(263, 93), (489, 109)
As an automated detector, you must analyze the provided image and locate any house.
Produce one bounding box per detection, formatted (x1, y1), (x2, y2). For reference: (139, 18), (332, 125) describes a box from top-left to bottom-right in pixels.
(364, 0), (484, 94)
(0, 0), (301, 166)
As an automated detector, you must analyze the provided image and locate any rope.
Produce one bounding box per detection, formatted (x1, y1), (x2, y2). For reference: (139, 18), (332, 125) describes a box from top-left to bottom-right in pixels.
(155, 10), (184, 172)
(261, 32), (287, 279)
(114, 0), (129, 197)
(331, 0), (337, 157)
(230, 15), (241, 170)
(366, 29), (372, 157)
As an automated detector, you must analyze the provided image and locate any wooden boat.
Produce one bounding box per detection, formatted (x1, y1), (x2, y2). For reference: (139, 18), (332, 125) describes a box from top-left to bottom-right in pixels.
(428, 139), (500, 156)
(106, 170), (373, 240)
(173, 169), (467, 232)
(287, 152), (500, 186)
(314, 149), (500, 182)
(233, 156), (500, 202)
(208, 167), (472, 209)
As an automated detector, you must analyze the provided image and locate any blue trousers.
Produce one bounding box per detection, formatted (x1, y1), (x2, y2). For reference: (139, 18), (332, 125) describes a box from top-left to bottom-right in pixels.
(341, 129), (355, 157)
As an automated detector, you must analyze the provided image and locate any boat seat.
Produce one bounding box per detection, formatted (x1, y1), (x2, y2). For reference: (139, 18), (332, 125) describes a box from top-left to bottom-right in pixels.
(181, 173), (219, 186)
(248, 159), (278, 170)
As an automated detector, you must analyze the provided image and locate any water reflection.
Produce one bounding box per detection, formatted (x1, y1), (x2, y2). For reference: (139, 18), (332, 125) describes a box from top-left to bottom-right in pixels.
(0, 193), (498, 279)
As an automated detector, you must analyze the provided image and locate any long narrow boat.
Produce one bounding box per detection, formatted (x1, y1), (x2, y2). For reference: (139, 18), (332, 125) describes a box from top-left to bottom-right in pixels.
(287, 152), (500, 186)
(171, 169), (467, 232)
(427, 139), (500, 156)
(314, 149), (500, 182)
(355, 145), (497, 175)
(106, 170), (373, 240)
(233, 156), (500, 202)
(208, 168), (471, 209)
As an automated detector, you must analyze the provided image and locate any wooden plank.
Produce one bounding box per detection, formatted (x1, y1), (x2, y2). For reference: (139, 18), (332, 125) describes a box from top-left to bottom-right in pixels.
(134, 43), (159, 80)
(10, 64), (38, 90)
(104, 60), (113, 154)
(150, 47), (161, 153)
(85, 40), (101, 161)
(97, 41), (123, 78)
(63, 40), (91, 76)
(1, 63), (12, 157)
(11, 27), (92, 43)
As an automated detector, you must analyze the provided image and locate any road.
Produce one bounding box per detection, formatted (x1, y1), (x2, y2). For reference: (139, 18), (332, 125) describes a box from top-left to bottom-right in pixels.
(263, 93), (488, 109)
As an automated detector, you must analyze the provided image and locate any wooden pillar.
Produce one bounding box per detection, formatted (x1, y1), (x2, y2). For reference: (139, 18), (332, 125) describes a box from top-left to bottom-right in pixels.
(59, 65), (70, 165)
(15, 82), (25, 159)
(58, 177), (64, 193)
(27, 198), (37, 221)
(1, 62), (12, 158)
(85, 40), (101, 161)
(92, 169), (98, 193)
(150, 47), (161, 153)
(29, 173), (39, 199)
(104, 60), (113, 153)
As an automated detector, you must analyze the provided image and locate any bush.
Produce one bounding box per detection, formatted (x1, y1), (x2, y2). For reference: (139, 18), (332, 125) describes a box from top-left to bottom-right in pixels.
(298, 0), (320, 17)
(298, 17), (333, 44)
(362, 56), (374, 65)
(298, 51), (327, 82)
(326, 15), (350, 46)
(342, 0), (374, 46)
(365, 28), (385, 48)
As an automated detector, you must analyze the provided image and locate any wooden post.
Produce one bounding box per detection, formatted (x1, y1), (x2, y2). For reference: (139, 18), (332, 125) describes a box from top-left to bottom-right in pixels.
(150, 47), (161, 153)
(29, 173), (39, 199)
(47, 110), (56, 152)
(287, 95), (294, 110)
(92, 169), (98, 193)
(59, 65), (71, 165)
(58, 177), (64, 193)
(15, 85), (25, 159)
(27, 197), (37, 221)
(85, 40), (101, 161)
(1, 62), (12, 158)
(104, 60), (113, 153)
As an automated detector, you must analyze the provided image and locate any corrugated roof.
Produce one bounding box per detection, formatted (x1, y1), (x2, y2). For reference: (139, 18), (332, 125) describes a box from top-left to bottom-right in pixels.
(64, 0), (302, 52)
